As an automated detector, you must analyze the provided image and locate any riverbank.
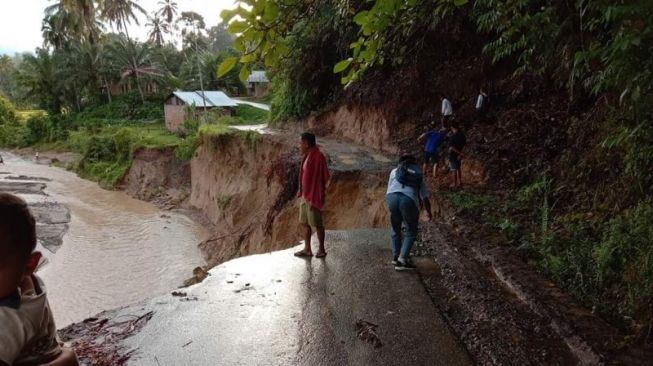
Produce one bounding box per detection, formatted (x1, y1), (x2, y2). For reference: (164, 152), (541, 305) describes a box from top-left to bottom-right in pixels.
(0, 152), (207, 326)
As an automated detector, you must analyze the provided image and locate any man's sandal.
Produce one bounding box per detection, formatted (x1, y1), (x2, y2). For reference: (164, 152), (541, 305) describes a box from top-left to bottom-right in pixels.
(294, 250), (313, 257)
(315, 252), (327, 258)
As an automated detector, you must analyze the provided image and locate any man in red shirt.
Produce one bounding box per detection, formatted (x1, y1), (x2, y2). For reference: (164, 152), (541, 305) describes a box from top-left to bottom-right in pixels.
(294, 133), (330, 258)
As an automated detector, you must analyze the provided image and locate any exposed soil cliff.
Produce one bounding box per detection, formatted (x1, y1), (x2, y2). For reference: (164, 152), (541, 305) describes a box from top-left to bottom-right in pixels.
(190, 133), (392, 265)
(119, 147), (191, 208)
(119, 132), (393, 266)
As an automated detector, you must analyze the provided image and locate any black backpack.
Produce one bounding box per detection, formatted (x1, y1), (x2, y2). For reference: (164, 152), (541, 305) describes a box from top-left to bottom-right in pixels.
(396, 161), (423, 189)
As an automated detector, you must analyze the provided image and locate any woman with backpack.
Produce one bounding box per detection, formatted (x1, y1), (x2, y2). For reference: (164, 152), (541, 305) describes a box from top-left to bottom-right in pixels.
(385, 155), (433, 271)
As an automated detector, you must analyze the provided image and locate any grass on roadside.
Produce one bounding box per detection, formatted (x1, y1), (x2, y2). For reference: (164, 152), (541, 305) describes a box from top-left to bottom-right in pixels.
(232, 104), (269, 124)
(31, 122), (181, 187)
(35, 123), (180, 153)
(16, 110), (47, 122)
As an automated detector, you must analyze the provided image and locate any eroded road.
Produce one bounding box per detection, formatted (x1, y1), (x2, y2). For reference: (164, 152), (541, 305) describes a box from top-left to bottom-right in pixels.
(63, 230), (472, 366)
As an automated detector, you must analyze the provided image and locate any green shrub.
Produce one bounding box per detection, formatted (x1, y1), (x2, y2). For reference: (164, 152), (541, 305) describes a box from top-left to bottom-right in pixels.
(79, 160), (131, 188)
(538, 220), (601, 303)
(23, 115), (50, 145)
(175, 134), (199, 160)
(19, 114), (72, 146)
(0, 95), (16, 125)
(83, 136), (117, 163)
(75, 91), (164, 122)
(595, 200), (653, 318)
(0, 124), (26, 147)
(112, 128), (135, 161)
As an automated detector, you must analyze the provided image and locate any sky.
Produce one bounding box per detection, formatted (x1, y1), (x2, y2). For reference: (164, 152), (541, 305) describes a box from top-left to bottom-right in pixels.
(0, 0), (236, 56)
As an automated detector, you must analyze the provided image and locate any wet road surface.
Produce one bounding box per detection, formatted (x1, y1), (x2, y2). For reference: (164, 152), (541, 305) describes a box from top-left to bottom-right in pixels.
(94, 229), (471, 365)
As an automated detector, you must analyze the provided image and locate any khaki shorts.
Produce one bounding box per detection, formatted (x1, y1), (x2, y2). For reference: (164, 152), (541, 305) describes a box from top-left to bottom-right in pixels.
(299, 198), (324, 228)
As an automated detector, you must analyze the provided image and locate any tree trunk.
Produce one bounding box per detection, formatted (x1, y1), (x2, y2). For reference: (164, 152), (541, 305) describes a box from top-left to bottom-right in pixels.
(103, 77), (112, 103)
(75, 89), (81, 112)
(135, 75), (145, 104)
(194, 27), (208, 124)
(124, 25), (145, 104)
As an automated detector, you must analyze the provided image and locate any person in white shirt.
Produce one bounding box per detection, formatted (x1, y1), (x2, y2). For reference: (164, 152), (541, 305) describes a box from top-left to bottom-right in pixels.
(476, 87), (489, 121)
(440, 94), (453, 128)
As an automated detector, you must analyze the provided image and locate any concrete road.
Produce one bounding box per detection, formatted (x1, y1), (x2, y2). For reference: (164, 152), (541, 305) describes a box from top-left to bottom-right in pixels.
(108, 229), (471, 365)
(233, 99), (271, 111)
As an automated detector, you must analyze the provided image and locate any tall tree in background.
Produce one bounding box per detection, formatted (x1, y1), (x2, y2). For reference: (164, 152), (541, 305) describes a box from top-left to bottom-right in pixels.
(177, 11), (208, 110)
(44, 0), (102, 45)
(0, 56), (18, 101)
(107, 38), (163, 103)
(100, 0), (146, 39)
(16, 49), (62, 113)
(42, 13), (69, 50)
(207, 23), (233, 52)
(157, 0), (178, 24)
(177, 11), (205, 38)
(147, 14), (170, 47)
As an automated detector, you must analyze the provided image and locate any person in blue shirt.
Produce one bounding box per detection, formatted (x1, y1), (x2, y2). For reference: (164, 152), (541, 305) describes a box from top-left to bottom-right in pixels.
(418, 125), (446, 179)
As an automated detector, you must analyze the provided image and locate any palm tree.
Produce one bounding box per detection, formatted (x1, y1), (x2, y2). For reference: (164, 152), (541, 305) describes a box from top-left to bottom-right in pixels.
(177, 11), (208, 115)
(107, 38), (164, 103)
(157, 0), (178, 24)
(42, 13), (70, 50)
(147, 14), (170, 47)
(99, 0), (146, 39)
(16, 49), (62, 113)
(44, 0), (101, 44)
(59, 41), (106, 108)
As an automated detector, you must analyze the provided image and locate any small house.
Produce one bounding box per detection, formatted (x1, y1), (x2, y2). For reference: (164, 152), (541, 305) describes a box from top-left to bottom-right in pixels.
(164, 91), (238, 132)
(246, 71), (269, 98)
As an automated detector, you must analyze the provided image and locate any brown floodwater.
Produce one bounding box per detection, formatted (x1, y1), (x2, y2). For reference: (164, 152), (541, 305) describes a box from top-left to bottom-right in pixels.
(1, 152), (207, 327)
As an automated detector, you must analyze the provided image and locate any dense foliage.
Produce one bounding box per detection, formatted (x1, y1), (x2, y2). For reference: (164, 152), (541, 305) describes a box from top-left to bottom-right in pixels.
(217, 0), (653, 331)
(0, 95), (16, 124)
(0, 0), (243, 115)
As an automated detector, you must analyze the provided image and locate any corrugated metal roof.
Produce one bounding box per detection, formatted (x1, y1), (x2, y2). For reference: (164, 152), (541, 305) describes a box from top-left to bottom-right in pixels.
(247, 70), (268, 83)
(171, 91), (238, 107)
(202, 91), (239, 107)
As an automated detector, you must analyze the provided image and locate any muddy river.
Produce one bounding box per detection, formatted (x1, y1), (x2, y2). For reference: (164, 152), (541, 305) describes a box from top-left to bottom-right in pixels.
(0, 152), (207, 327)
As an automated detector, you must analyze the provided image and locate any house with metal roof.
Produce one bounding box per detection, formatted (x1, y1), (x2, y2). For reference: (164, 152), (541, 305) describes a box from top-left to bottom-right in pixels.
(164, 90), (238, 132)
(246, 70), (269, 98)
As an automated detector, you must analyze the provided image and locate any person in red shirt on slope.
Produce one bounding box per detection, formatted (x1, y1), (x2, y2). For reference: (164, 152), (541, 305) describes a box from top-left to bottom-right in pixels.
(294, 132), (330, 259)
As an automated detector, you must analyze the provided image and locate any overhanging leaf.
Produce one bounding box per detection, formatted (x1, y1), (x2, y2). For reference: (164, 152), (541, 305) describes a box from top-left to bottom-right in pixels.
(239, 66), (251, 83)
(220, 9), (237, 22)
(333, 59), (352, 73)
(228, 21), (249, 34)
(353, 11), (369, 26)
(217, 57), (238, 78)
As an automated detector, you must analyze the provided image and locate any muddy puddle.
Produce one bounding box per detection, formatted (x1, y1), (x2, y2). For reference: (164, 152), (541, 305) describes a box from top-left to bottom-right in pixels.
(0, 152), (207, 327)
